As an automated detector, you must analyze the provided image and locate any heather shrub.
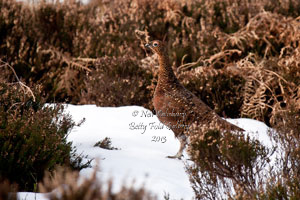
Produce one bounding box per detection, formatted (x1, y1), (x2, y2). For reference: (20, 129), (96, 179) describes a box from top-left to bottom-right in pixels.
(0, 0), (96, 102)
(39, 167), (157, 200)
(1, 0), (300, 105)
(258, 175), (300, 199)
(0, 82), (81, 191)
(261, 102), (300, 199)
(186, 128), (270, 199)
(81, 56), (153, 109)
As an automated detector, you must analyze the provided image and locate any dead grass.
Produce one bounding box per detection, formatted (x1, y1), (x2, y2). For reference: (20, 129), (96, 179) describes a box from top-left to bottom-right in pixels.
(39, 166), (156, 200)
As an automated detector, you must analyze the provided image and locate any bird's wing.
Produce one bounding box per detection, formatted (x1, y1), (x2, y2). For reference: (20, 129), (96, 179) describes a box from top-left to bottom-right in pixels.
(166, 85), (243, 133)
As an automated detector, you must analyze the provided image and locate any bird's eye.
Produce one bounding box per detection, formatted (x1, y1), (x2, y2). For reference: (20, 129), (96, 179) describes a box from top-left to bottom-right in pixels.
(153, 42), (158, 47)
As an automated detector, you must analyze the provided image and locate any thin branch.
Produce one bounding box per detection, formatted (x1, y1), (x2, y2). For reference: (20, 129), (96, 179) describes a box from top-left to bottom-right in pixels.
(0, 60), (36, 102)
(177, 56), (204, 72)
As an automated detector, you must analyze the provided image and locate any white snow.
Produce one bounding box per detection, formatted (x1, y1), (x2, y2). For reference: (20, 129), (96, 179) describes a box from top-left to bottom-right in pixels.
(18, 104), (281, 200)
(18, 192), (48, 200)
(226, 118), (273, 148)
(65, 105), (193, 200)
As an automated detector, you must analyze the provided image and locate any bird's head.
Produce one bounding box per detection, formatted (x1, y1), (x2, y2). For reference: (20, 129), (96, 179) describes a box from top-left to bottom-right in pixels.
(145, 40), (166, 56)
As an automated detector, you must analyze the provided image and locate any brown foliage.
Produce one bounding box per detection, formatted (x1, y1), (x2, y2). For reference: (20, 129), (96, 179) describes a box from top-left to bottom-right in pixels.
(0, 180), (17, 200)
(94, 137), (119, 150)
(1, 0), (300, 197)
(186, 129), (270, 199)
(0, 81), (77, 191)
(39, 167), (156, 200)
(1, 0), (299, 106)
(80, 56), (154, 109)
(0, 62), (89, 191)
(178, 66), (245, 117)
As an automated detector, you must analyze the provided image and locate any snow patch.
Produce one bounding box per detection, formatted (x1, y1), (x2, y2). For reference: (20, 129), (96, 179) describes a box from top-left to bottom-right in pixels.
(19, 105), (282, 200)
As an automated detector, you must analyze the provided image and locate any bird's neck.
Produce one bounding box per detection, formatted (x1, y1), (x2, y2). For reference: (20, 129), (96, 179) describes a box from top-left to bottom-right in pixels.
(157, 53), (177, 86)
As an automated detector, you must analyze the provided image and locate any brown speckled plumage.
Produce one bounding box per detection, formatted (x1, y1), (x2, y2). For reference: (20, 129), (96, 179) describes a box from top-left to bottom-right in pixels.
(145, 40), (243, 159)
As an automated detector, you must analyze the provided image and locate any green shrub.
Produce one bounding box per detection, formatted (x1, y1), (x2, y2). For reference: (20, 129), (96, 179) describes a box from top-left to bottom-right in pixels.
(0, 82), (79, 191)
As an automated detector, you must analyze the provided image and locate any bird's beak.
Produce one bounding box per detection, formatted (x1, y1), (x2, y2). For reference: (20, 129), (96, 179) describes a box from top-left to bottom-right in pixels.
(145, 43), (151, 48)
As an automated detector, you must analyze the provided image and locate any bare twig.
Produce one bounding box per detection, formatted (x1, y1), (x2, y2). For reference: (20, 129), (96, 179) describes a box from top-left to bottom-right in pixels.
(177, 56), (204, 72)
(0, 60), (36, 102)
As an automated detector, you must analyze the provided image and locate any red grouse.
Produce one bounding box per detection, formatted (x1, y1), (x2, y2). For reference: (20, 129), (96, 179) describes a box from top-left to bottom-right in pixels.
(145, 40), (243, 159)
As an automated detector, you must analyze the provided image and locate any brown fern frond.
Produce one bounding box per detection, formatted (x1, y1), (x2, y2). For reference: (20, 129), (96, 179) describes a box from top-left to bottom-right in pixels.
(39, 47), (92, 72)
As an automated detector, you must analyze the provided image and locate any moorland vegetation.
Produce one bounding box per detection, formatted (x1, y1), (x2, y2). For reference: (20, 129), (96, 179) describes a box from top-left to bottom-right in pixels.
(0, 0), (299, 199)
